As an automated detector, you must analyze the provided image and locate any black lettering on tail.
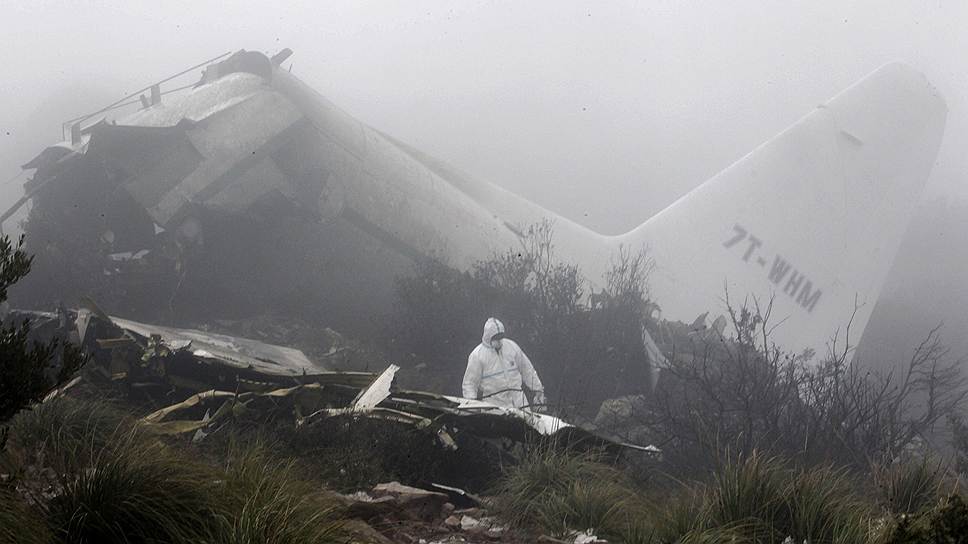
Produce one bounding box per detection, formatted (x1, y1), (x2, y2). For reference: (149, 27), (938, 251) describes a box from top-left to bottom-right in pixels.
(797, 282), (822, 313)
(768, 256), (791, 284)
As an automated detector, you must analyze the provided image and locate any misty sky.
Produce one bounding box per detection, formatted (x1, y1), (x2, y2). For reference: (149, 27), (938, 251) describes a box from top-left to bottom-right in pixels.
(3, 1), (967, 235)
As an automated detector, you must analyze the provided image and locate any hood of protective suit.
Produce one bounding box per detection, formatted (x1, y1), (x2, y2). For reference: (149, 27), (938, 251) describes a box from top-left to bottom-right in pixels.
(481, 317), (506, 346)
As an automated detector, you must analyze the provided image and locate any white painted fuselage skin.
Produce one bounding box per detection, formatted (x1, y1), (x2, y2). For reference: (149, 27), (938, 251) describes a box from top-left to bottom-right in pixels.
(269, 63), (945, 358)
(86, 57), (946, 360)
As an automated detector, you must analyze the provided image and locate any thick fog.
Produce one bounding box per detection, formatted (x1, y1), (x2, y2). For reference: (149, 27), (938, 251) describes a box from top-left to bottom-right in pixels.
(2, 1), (967, 361)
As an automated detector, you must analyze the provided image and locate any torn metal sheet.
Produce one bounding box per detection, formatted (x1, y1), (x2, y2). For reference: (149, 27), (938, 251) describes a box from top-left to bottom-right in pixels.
(352, 363), (398, 410)
(143, 390), (237, 423)
(108, 316), (325, 376)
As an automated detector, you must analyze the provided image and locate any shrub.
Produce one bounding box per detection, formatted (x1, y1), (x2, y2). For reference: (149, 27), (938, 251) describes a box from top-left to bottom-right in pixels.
(643, 295), (968, 475)
(0, 233), (86, 447)
(879, 493), (968, 544)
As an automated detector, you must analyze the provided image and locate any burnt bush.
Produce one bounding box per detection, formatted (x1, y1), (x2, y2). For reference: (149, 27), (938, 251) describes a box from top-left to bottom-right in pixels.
(641, 294), (968, 476)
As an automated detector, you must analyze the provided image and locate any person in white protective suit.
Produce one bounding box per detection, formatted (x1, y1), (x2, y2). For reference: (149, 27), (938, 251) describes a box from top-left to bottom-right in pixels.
(462, 317), (547, 410)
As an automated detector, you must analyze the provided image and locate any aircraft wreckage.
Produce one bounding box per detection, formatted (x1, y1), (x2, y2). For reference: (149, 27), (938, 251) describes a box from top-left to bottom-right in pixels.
(9, 47), (947, 358)
(18, 302), (659, 458)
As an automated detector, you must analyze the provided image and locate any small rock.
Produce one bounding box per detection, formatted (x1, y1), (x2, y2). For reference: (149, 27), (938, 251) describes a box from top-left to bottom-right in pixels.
(485, 528), (504, 540)
(460, 516), (481, 531)
(442, 502), (456, 515)
(444, 515), (462, 529)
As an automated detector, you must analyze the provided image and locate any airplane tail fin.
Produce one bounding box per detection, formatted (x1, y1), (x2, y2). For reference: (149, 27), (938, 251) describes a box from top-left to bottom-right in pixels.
(619, 63), (946, 356)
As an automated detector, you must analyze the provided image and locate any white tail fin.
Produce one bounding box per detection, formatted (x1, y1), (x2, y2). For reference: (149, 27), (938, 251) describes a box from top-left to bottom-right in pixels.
(619, 63), (946, 357)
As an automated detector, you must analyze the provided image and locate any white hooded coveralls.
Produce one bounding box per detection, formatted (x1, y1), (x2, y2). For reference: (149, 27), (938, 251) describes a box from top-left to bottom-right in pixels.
(462, 318), (545, 410)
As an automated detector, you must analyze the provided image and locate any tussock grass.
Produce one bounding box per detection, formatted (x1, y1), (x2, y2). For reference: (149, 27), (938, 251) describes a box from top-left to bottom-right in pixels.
(534, 479), (631, 536)
(5, 397), (349, 544)
(216, 441), (345, 544)
(497, 448), (878, 544)
(7, 397), (128, 473)
(617, 517), (659, 544)
(787, 466), (872, 544)
(653, 486), (712, 542)
(876, 457), (948, 515)
(707, 451), (788, 535)
(492, 444), (623, 531)
(44, 429), (222, 544)
(492, 443), (657, 541)
(701, 452), (873, 544)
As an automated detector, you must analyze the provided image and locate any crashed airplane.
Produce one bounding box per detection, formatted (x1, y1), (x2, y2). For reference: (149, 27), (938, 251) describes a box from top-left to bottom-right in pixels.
(10, 48), (947, 358)
(19, 304), (659, 457)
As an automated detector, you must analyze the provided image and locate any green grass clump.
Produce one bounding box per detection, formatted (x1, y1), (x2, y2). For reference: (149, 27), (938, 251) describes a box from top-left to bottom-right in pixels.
(876, 458), (947, 515)
(215, 442), (345, 544)
(45, 430), (222, 543)
(656, 452), (873, 544)
(7, 397), (128, 473)
(6, 397), (349, 544)
(707, 451), (789, 538)
(787, 466), (872, 544)
(653, 486), (712, 542)
(490, 447), (868, 543)
(492, 443), (653, 540)
(617, 516), (660, 544)
(534, 479), (631, 537)
(41, 429), (349, 544)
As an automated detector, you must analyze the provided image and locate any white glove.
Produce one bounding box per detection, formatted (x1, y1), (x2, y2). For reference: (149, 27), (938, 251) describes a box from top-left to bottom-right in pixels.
(532, 390), (547, 411)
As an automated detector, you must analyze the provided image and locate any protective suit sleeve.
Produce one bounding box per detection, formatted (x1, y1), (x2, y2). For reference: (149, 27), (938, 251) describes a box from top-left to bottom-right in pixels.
(513, 344), (544, 395)
(462, 351), (482, 400)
